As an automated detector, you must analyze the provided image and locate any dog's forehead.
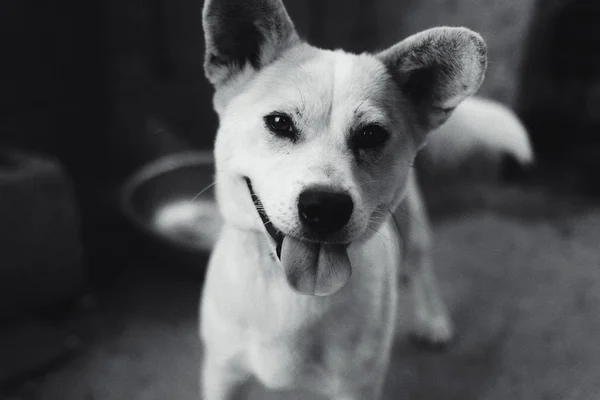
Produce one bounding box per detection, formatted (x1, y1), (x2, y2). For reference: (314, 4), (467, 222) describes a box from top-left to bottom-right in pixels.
(252, 47), (399, 122)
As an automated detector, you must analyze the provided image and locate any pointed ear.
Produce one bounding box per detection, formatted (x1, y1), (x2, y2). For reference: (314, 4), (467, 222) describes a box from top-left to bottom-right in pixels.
(377, 27), (487, 132)
(202, 0), (299, 86)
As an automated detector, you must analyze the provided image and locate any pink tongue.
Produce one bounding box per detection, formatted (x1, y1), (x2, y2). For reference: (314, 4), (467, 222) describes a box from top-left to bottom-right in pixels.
(280, 236), (352, 296)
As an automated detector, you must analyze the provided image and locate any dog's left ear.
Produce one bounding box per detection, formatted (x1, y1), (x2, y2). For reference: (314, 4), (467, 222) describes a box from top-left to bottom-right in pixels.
(377, 27), (487, 133)
(202, 0), (299, 86)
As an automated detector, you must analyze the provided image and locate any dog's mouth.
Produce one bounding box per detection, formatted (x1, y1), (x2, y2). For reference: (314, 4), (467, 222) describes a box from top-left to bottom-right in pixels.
(246, 178), (285, 259)
(245, 177), (352, 296)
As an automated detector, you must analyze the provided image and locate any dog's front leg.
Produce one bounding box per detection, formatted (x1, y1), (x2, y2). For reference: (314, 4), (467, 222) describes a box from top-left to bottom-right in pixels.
(200, 311), (251, 400)
(201, 357), (251, 400)
(394, 171), (454, 348)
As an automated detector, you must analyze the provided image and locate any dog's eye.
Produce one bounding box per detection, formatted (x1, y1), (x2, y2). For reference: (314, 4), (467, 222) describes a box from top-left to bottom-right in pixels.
(265, 113), (296, 139)
(353, 124), (389, 150)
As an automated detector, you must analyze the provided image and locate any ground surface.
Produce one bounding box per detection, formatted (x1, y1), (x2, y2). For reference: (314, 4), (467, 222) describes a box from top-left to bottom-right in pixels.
(2, 182), (600, 400)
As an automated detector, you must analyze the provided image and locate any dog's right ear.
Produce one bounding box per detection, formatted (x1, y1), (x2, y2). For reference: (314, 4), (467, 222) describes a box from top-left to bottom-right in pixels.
(202, 0), (299, 86)
(377, 27), (487, 134)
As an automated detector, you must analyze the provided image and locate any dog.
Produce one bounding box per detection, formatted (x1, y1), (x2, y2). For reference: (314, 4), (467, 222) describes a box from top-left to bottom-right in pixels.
(198, 0), (524, 398)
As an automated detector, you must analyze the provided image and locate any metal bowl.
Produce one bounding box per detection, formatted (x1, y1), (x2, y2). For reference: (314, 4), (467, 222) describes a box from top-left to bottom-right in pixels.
(119, 151), (222, 273)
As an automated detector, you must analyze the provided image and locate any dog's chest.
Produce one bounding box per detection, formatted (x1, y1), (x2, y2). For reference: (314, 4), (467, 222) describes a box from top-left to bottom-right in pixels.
(247, 284), (396, 391)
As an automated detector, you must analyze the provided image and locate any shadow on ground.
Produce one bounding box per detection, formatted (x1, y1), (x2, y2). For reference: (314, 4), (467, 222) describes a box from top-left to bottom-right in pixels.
(2, 182), (600, 400)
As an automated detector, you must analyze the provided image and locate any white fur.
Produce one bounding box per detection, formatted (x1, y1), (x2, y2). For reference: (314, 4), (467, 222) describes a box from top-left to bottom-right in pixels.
(423, 96), (534, 168)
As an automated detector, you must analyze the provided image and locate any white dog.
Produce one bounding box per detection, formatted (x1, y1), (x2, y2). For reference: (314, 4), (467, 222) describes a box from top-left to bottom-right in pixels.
(197, 0), (529, 398)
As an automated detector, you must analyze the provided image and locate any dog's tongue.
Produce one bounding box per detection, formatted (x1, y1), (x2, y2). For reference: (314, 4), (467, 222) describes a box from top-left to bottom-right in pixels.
(280, 236), (351, 296)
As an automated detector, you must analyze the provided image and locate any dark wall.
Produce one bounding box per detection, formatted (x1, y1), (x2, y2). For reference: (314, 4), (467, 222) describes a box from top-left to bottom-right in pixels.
(2, 0), (212, 185)
(517, 0), (600, 176)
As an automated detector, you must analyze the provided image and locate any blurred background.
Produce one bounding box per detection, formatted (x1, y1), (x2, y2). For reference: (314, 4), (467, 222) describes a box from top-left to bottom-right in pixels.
(1, 0), (600, 399)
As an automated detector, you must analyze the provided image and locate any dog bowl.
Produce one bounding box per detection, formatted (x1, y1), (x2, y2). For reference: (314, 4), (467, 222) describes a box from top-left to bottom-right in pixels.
(119, 151), (223, 274)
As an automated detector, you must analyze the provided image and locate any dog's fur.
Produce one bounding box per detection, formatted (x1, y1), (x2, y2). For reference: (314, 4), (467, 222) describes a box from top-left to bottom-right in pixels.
(199, 1), (495, 398)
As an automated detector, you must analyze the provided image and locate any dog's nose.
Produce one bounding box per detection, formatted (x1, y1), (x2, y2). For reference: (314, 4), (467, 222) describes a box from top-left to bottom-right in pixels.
(298, 189), (354, 235)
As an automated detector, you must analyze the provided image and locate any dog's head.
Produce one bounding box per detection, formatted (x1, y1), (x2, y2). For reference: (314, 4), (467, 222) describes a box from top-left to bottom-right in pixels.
(202, 0), (487, 296)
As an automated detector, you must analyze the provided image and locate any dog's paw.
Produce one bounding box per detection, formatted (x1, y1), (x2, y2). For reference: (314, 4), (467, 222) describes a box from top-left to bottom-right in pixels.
(410, 315), (455, 351)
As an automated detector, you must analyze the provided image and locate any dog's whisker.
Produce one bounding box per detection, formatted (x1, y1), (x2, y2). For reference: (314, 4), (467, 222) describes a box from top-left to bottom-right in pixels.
(368, 216), (387, 226)
(371, 209), (387, 216)
(367, 225), (393, 244)
(191, 181), (217, 201)
(395, 204), (433, 236)
(369, 227), (392, 242)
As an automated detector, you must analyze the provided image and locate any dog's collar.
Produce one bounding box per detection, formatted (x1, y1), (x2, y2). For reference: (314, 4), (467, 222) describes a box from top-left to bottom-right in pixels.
(245, 178), (284, 259)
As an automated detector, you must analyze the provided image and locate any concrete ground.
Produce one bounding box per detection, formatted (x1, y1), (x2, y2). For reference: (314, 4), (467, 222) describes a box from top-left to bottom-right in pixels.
(2, 182), (600, 400)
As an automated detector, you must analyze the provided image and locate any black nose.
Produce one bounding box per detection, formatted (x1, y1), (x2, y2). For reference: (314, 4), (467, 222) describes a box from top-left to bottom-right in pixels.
(298, 188), (354, 235)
